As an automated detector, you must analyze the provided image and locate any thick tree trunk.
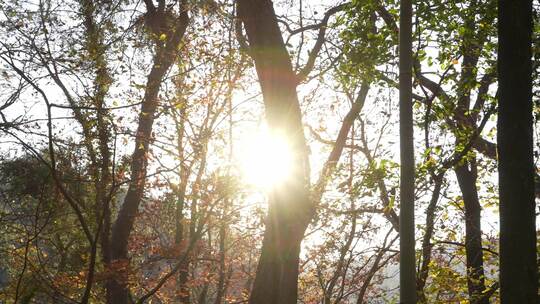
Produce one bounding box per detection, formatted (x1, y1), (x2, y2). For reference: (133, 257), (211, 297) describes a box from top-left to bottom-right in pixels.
(498, 0), (538, 302)
(454, 160), (488, 304)
(237, 1), (312, 303)
(398, 0), (416, 302)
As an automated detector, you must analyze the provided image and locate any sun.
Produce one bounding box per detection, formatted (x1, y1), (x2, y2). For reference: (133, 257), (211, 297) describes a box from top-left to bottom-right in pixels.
(237, 126), (293, 189)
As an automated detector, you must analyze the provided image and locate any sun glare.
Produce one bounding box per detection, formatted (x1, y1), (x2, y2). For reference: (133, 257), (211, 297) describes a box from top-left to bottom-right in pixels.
(238, 127), (293, 189)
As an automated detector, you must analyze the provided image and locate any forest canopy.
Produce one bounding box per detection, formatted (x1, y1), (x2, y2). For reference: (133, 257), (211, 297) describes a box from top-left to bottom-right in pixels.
(0, 0), (538, 303)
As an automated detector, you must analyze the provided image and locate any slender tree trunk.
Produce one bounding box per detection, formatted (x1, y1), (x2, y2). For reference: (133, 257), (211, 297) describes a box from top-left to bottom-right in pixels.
(357, 233), (397, 304)
(399, 0), (416, 302)
(176, 260), (190, 304)
(417, 174), (443, 303)
(237, 1), (312, 303)
(356, 250), (386, 304)
(213, 200), (228, 304)
(498, 0), (538, 302)
(173, 97), (191, 304)
(454, 160), (488, 304)
(107, 7), (189, 303)
(80, 2), (114, 300)
(198, 283), (209, 304)
(451, 3), (491, 301)
(107, 53), (174, 304)
(175, 179), (190, 304)
(324, 214), (356, 304)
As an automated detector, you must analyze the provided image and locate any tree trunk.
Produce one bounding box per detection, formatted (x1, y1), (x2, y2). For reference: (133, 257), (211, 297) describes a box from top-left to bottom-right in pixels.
(174, 100), (191, 304)
(417, 174), (443, 303)
(80, 1), (113, 300)
(399, 0), (416, 302)
(237, 1), (312, 303)
(454, 160), (488, 304)
(107, 53), (174, 304)
(176, 260), (190, 304)
(451, 3), (492, 301)
(213, 200), (229, 304)
(107, 8), (189, 303)
(498, 0), (538, 302)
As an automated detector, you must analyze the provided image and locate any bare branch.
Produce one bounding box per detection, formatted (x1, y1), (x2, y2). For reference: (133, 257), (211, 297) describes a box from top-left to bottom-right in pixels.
(295, 3), (349, 84)
(313, 82), (369, 205)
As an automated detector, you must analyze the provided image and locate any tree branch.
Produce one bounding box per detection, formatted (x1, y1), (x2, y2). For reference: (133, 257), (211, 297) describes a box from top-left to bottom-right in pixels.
(295, 3), (349, 84)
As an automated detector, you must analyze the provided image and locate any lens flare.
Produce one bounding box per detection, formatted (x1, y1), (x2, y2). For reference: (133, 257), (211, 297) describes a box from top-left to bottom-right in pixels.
(238, 127), (293, 189)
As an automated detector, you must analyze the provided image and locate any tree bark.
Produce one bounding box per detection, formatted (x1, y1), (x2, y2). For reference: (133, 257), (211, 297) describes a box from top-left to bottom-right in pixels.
(399, 0), (416, 302)
(454, 160), (488, 304)
(451, 2), (492, 301)
(173, 97), (191, 304)
(107, 7), (189, 304)
(498, 0), (538, 302)
(237, 1), (312, 303)
(213, 199), (229, 304)
(79, 2), (113, 301)
(417, 174), (443, 303)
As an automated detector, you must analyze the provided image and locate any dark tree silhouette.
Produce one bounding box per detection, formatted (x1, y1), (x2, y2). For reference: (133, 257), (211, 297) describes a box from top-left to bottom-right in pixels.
(498, 0), (538, 303)
(107, 2), (189, 303)
(237, 1), (312, 303)
(399, 0), (416, 303)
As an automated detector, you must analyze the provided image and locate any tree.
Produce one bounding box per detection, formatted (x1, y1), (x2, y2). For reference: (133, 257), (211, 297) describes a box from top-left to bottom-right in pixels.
(399, 0), (416, 302)
(237, 1), (312, 303)
(0, 0), (538, 303)
(237, 1), (356, 303)
(373, 1), (499, 301)
(107, 2), (189, 302)
(498, 0), (538, 302)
